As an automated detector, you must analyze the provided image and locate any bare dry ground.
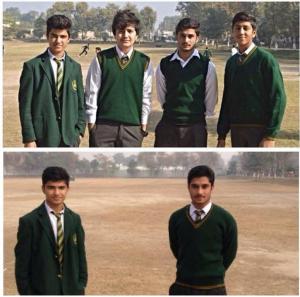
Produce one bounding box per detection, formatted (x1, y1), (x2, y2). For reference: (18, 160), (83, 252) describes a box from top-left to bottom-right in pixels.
(4, 177), (298, 295)
(3, 40), (299, 147)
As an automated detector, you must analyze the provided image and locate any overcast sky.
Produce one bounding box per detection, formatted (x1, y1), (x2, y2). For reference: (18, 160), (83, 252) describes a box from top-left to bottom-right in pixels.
(3, 1), (180, 27)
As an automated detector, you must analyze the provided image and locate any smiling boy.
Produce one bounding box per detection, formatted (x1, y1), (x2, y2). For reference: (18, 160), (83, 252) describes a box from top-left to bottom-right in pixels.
(155, 18), (218, 147)
(18, 15), (86, 147)
(15, 167), (88, 295)
(217, 12), (286, 147)
(168, 165), (237, 295)
(85, 9), (153, 147)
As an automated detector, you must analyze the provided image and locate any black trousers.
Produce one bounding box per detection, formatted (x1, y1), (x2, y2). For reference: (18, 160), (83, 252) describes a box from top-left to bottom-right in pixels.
(154, 119), (207, 147)
(169, 282), (227, 295)
(230, 126), (266, 147)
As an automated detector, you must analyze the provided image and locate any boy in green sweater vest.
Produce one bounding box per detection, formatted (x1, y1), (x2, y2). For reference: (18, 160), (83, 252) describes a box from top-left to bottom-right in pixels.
(169, 165), (237, 295)
(217, 12), (286, 147)
(85, 10), (153, 147)
(155, 18), (218, 147)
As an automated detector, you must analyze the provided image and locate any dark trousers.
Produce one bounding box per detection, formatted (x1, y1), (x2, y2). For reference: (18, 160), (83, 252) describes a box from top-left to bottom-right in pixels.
(230, 126), (266, 147)
(154, 119), (207, 147)
(169, 283), (227, 295)
(89, 121), (144, 147)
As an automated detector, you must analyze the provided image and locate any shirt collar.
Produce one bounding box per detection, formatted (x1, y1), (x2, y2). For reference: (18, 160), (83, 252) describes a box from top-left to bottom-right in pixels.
(238, 42), (256, 56)
(190, 201), (212, 216)
(44, 201), (65, 215)
(115, 45), (134, 59)
(170, 48), (200, 63)
(47, 48), (65, 61)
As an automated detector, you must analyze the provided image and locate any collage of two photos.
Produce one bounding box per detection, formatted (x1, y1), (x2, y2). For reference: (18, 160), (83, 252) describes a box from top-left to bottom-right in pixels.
(2, 0), (299, 296)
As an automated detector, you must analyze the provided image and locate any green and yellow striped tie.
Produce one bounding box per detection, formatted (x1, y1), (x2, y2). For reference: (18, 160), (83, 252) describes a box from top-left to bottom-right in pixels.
(52, 212), (64, 271)
(54, 58), (64, 97)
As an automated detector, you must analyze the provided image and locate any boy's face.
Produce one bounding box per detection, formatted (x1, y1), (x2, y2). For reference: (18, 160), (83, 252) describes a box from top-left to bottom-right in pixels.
(188, 176), (213, 209)
(232, 21), (256, 52)
(115, 25), (137, 53)
(176, 28), (199, 53)
(47, 28), (70, 57)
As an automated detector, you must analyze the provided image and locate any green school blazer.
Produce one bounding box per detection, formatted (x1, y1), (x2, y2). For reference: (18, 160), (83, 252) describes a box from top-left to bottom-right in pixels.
(15, 203), (88, 295)
(18, 50), (86, 147)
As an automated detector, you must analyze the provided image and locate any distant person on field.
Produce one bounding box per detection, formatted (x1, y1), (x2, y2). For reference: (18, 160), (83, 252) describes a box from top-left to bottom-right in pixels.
(18, 15), (86, 147)
(95, 47), (101, 54)
(15, 166), (88, 295)
(217, 12), (286, 147)
(168, 165), (237, 295)
(155, 18), (218, 147)
(79, 43), (90, 56)
(203, 46), (212, 60)
(85, 9), (153, 147)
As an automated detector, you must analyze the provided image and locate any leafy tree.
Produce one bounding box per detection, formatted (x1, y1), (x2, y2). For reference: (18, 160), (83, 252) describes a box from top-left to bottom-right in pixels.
(46, 2), (75, 19)
(140, 6), (156, 41)
(33, 16), (46, 40)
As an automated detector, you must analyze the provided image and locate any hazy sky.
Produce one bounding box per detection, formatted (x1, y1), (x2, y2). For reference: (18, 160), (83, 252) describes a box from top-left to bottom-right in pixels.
(3, 1), (180, 27)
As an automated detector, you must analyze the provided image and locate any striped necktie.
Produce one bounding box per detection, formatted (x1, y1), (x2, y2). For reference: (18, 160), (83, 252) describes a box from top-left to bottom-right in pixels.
(54, 58), (64, 97)
(121, 55), (129, 65)
(194, 209), (205, 222)
(52, 211), (64, 272)
(238, 53), (247, 65)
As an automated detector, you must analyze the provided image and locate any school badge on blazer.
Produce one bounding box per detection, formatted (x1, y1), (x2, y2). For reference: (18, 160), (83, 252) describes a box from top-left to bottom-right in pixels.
(72, 80), (77, 91)
(72, 233), (78, 245)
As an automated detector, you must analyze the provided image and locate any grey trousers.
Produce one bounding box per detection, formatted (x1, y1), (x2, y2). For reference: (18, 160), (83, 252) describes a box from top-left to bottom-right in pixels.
(154, 119), (207, 147)
(89, 122), (144, 147)
(231, 126), (266, 147)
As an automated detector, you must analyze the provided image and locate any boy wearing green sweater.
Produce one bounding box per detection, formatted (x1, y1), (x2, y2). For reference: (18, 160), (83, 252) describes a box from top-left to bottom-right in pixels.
(169, 165), (237, 295)
(217, 12), (286, 147)
(85, 10), (153, 147)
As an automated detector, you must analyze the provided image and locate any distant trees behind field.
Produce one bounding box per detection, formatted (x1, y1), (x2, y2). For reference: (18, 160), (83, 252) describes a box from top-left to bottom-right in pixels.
(3, 1), (299, 48)
(4, 152), (298, 179)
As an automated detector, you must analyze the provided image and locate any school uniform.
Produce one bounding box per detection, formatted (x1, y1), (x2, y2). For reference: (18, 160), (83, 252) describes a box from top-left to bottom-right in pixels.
(155, 49), (218, 147)
(19, 49), (86, 147)
(168, 203), (237, 295)
(217, 43), (286, 147)
(85, 46), (153, 147)
(15, 202), (88, 295)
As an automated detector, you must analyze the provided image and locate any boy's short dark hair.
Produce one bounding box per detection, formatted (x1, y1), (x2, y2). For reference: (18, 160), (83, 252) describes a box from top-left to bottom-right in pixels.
(42, 166), (70, 187)
(232, 11), (257, 30)
(112, 9), (140, 36)
(175, 18), (200, 36)
(46, 15), (72, 37)
(187, 165), (215, 186)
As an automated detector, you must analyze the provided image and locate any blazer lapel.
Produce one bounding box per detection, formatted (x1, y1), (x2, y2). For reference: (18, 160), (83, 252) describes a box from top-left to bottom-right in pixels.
(40, 51), (55, 90)
(62, 53), (72, 100)
(37, 203), (56, 249)
(63, 206), (72, 246)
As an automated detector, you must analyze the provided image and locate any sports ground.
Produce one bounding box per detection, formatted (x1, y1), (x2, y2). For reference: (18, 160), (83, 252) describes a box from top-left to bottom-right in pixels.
(4, 177), (298, 295)
(3, 41), (299, 147)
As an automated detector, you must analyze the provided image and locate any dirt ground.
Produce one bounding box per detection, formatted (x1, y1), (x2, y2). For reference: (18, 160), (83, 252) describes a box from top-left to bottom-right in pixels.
(3, 177), (298, 295)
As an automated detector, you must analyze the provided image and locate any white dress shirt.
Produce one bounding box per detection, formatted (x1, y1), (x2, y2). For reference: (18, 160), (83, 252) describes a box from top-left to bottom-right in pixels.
(238, 42), (256, 56)
(47, 48), (66, 82)
(190, 201), (212, 221)
(45, 201), (65, 240)
(156, 48), (218, 117)
(85, 45), (153, 125)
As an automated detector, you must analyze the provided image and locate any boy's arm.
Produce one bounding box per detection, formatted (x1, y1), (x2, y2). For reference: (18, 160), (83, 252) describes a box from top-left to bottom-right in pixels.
(85, 56), (101, 130)
(15, 218), (33, 295)
(168, 215), (178, 259)
(204, 61), (218, 117)
(18, 62), (37, 146)
(262, 55), (286, 139)
(77, 216), (88, 290)
(141, 61), (154, 131)
(223, 216), (238, 270)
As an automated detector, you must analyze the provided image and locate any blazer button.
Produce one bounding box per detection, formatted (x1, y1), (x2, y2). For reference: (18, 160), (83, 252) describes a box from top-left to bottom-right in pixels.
(57, 116), (61, 120)
(54, 96), (58, 101)
(57, 274), (62, 279)
(54, 255), (58, 258)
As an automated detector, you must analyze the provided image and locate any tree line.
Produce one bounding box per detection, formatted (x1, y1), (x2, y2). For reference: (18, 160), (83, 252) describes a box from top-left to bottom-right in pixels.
(4, 152), (298, 178)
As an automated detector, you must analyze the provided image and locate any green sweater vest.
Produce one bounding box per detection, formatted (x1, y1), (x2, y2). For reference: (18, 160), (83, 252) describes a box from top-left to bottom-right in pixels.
(160, 53), (209, 124)
(169, 204), (237, 287)
(96, 47), (150, 125)
(217, 47), (286, 139)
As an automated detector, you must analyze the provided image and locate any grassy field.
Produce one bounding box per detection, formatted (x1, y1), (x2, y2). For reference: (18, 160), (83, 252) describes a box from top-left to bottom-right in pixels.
(3, 40), (299, 147)
(4, 177), (298, 295)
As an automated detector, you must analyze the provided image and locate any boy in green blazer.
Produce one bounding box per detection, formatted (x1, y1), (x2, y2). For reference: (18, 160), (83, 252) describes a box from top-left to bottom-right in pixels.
(18, 15), (86, 147)
(217, 12), (286, 147)
(15, 167), (88, 295)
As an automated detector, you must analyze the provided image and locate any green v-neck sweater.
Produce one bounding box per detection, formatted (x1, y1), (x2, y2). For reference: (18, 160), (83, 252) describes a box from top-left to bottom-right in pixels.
(96, 47), (150, 125)
(217, 47), (286, 139)
(169, 204), (237, 286)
